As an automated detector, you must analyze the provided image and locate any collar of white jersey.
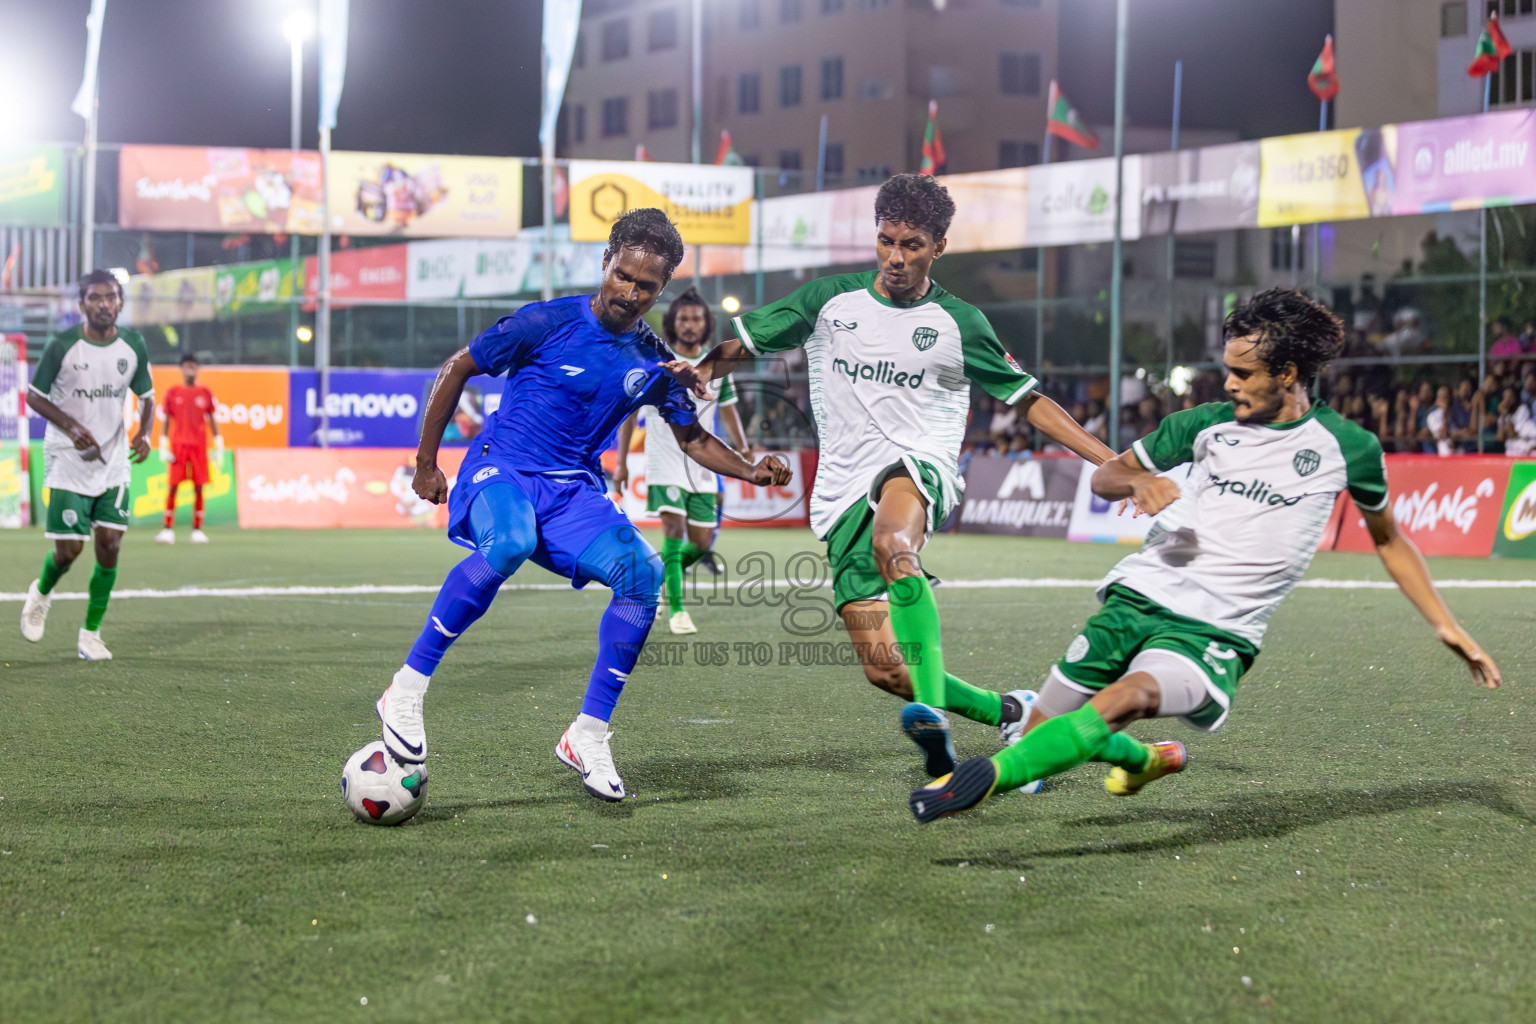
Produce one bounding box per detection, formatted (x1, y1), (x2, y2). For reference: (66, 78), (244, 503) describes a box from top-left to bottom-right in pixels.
(863, 271), (945, 310)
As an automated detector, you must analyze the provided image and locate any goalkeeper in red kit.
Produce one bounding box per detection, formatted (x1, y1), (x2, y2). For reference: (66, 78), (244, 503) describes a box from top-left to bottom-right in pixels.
(155, 353), (222, 545)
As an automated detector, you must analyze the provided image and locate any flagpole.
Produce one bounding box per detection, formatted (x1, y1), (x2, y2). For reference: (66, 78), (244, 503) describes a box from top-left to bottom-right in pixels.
(1108, 0), (1128, 453)
(1165, 59), (1181, 386)
(1479, 73), (1489, 441)
(1035, 130), (1052, 382)
(317, 126), (332, 447)
(1313, 97), (1326, 291)
(815, 115), (828, 192)
(81, 87), (99, 275)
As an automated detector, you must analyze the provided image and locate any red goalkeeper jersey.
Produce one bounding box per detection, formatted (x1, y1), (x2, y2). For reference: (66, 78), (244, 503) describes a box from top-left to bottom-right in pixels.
(163, 384), (216, 446)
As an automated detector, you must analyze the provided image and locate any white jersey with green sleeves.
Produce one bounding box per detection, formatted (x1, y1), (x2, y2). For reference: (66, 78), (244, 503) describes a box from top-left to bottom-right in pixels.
(641, 349), (739, 493)
(732, 271), (1036, 538)
(29, 325), (154, 496)
(1106, 401), (1388, 646)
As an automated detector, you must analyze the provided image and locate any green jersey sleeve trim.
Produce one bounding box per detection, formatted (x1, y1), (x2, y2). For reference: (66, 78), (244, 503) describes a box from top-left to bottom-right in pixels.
(1316, 407), (1389, 512)
(938, 294), (1038, 405)
(29, 333), (70, 395)
(1136, 402), (1235, 471)
(717, 374), (738, 407)
(732, 273), (865, 355)
(124, 330), (153, 397)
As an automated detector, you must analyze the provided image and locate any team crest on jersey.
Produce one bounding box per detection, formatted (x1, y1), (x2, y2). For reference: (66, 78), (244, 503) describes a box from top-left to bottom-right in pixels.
(1293, 449), (1321, 477)
(666, 486), (681, 501)
(62, 509), (79, 527)
(117, 358), (129, 374)
(1065, 634), (1090, 663)
(911, 326), (939, 352)
(624, 368), (649, 398)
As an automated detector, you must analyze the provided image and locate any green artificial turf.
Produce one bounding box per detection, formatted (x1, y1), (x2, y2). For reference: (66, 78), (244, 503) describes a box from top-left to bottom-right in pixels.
(2, 527), (1533, 1023)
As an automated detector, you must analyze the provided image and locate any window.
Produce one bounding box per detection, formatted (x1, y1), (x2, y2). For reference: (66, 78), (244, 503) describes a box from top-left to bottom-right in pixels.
(779, 149), (802, 171)
(998, 140), (1039, 168)
(1489, 49), (1535, 104)
(601, 19), (630, 61)
(574, 104), (586, 143)
(574, 33), (586, 68)
(780, 65), (803, 107)
(822, 0), (843, 13)
(858, 77), (893, 100)
(822, 142), (844, 181)
(602, 97), (629, 136)
(740, 0), (761, 30)
(1487, 0), (1536, 16)
(1270, 228), (1304, 271)
(820, 56), (844, 99)
(742, 153), (761, 167)
(1441, 2), (1467, 35)
(647, 88), (679, 129)
(856, 164), (892, 182)
(739, 72), (761, 114)
(999, 52), (1041, 96)
(1174, 240), (1217, 279)
(781, 0), (802, 22)
(648, 9), (678, 50)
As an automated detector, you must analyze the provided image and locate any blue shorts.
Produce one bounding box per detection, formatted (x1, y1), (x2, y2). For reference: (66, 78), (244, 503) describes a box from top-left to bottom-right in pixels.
(448, 452), (643, 591)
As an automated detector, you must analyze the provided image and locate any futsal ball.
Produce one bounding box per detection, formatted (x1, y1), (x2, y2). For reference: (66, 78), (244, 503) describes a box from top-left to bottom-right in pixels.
(342, 741), (428, 825)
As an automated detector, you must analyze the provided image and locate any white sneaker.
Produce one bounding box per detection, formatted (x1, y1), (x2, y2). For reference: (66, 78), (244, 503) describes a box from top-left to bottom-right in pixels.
(77, 628), (113, 661)
(190, 529), (209, 544)
(556, 721), (625, 801)
(376, 674), (427, 763)
(20, 579), (51, 642)
(669, 610), (698, 635)
(1000, 689), (1043, 794)
(154, 528), (175, 544)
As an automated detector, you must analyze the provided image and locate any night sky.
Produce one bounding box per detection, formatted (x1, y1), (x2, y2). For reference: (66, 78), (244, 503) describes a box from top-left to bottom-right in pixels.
(3, 0), (1330, 159)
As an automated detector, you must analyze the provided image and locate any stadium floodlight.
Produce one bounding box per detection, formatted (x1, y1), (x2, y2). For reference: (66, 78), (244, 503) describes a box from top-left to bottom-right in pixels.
(282, 10), (315, 45)
(721, 295), (741, 314)
(296, 325), (314, 343)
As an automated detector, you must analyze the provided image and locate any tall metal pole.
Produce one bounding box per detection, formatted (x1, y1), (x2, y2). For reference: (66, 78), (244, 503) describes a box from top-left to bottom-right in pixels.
(81, 89), (99, 273)
(1478, 75), (1490, 452)
(1312, 97), (1325, 290)
(1034, 131), (1053, 379)
(289, 34), (303, 367)
(1164, 59), (1181, 384)
(541, 44), (556, 302)
(1108, 0), (1128, 452)
(815, 115), (828, 192)
(317, 126), (333, 446)
(691, 0), (703, 165)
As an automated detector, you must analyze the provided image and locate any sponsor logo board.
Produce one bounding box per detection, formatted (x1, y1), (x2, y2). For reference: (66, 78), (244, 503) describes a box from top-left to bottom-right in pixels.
(1492, 461), (1536, 558)
(236, 447), (467, 528)
(150, 365), (290, 448)
(1331, 455), (1508, 557)
(957, 456), (1079, 538)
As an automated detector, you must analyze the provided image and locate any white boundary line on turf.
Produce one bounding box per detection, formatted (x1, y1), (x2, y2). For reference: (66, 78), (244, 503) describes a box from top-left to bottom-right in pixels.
(2, 577), (1533, 602)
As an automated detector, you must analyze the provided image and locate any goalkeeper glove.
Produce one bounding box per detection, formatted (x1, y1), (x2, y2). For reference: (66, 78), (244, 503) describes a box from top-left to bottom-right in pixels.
(214, 436), (226, 462)
(160, 439), (175, 464)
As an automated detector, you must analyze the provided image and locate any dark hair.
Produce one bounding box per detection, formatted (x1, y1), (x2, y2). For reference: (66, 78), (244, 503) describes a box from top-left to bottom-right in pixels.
(606, 208), (685, 276)
(78, 268), (123, 302)
(180, 352), (199, 366)
(874, 173), (956, 240)
(662, 286), (714, 345)
(1222, 288), (1343, 388)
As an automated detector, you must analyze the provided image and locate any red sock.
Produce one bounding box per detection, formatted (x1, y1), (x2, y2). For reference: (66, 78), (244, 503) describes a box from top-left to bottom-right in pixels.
(165, 485), (178, 528)
(193, 487), (205, 530)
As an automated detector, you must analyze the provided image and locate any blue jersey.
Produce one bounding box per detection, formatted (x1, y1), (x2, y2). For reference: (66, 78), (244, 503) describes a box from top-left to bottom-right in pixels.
(468, 294), (699, 485)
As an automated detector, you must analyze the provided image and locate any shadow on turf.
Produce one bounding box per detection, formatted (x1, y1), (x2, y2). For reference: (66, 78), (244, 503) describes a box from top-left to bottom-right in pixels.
(934, 780), (1533, 868)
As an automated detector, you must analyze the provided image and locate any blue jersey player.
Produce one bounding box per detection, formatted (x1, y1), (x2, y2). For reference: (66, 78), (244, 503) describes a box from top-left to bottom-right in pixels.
(374, 210), (792, 801)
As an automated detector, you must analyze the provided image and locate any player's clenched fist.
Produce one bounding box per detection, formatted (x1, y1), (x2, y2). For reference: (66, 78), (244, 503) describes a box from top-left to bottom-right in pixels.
(1129, 474), (1181, 517)
(413, 462), (449, 504)
(751, 453), (792, 487)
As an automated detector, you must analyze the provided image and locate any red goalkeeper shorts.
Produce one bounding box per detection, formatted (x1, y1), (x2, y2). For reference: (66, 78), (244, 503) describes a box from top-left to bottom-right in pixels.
(169, 442), (210, 487)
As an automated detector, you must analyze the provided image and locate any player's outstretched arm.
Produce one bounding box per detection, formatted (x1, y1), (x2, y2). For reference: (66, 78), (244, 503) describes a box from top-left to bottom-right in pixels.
(670, 422), (790, 486)
(27, 389), (102, 462)
(1020, 392), (1117, 467)
(680, 338), (753, 395)
(1091, 449), (1181, 517)
(414, 347), (483, 504)
(612, 412), (638, 493)
(1363, 506), (1502, 689)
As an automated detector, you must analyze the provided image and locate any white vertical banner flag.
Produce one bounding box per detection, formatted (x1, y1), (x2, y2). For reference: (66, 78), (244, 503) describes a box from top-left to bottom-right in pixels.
(318, 0), (350, 131)
(70, 0), (108, 119)
(540, 0), (583, 150)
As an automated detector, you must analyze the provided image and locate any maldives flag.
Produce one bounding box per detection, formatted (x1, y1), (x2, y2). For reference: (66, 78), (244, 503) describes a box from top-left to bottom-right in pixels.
(920, 100), (947, 175)
(1045, 80), (1099, 150)
(1308, 34), (1339, 103)
(634, 143), (652, 161)
(1468, 11), (1513, 77)
(714, 129), (744, 166)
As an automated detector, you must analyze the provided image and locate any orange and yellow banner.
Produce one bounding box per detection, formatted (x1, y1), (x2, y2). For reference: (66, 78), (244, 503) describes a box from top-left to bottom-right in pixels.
(569, 160), (754, 246)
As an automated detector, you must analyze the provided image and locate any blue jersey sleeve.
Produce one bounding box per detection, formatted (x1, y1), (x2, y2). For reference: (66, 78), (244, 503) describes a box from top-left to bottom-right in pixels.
(468, 308), (544, 376)
(648, 375), (698, 429)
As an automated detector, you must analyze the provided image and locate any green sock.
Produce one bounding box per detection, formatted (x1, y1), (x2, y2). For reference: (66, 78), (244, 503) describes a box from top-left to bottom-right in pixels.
(38, 552), (67, 595)
(661, 537), (685, 614)
(1101, 732), (1152, 774)
(990, 705), (1112, 790)
(83, 565), (117, 631)
(888, 576), (946, 707)
(943, 673), (1003, 726)
(680, 542), (706, 570)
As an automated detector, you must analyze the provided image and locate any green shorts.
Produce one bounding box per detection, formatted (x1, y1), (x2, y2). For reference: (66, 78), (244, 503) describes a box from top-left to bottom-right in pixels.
(1053, 584), (1259, 731)
(825, 458), (948, 611)
(647, 485), (718, 526)
(45, 484), (131, 539)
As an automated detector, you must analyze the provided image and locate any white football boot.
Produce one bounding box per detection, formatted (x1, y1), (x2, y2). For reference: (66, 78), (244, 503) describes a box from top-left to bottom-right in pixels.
(190, 529), (209, 544)
(556, 718), (625, 801)
(77, 628), (113, 661)
(376, 668), (429, 763)
(154, 528), (175, 544)
(669, 610), (698, 635)
(20, 580), (51, 642)
(999, 689), (1043, 794)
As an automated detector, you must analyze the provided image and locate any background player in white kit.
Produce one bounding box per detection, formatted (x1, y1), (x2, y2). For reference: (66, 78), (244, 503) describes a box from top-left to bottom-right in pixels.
(613, 288), (750, 635)
(19, 270), (156, 661)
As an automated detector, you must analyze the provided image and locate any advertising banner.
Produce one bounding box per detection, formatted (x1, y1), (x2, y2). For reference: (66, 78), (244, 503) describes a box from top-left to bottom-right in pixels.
(303, 244), (409, 307)
(1067, 461), (1190, 543)
(149, 365), (290, 449)
(286, 368), (504, 448)
(1330, 455), (1508, 557)
(326, 151), (523, 237)
(1392, 110), (1536, 214)
(121, 267), (218, 326)
(215, 258), (299, 317)
(128, 449), (237, 527)
(118, 145), (325, 234)
(1024, 157), (1142, 247)
(1492, 460), (1536, 558)
(940, 168), (1030, 253)
(1258, 129), (1372, 227)
(956, 455), (1078, 538)
(0, 440), (26, 528)
(745, 191), (835, 272)
(1139, 142), (1261, 235)
(235, 447), (467, 528)
(0, 144), (66, 228)
(606, 449), (809, 528)
(569, 160), (754, 245)
(406, 232), (604, 301)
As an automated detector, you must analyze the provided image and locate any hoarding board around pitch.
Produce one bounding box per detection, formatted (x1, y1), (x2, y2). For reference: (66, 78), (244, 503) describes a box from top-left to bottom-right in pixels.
(569, 161), (754, 246)
(0, 144), (66, 227)
(956, 455), (1077, 538)
(118, 145), (325, 235)
(1139, 142), (1260, 235)
(1492, 461), (1536, 558)
(325, 152), (523, 238)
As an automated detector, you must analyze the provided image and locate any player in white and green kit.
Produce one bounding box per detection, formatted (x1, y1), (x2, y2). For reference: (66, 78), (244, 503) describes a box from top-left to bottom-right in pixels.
(690, 175), (1117, 776)
(19, 270), (156, 661)
(911, 288), (1504, 822)
(614, 288), (750, 635)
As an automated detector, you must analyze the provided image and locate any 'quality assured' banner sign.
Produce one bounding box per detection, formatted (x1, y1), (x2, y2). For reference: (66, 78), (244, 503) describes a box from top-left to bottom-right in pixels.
(1329, 455), (1509, 557)
(119, 145), (325, 235)
(235, 447), (467, 528)
(149, 365), (291, 449)
(956, 455), (1078, 538)
(569, 160), (754, 246)
(326, 151), (523, 238)
(0, 144), (66, 228)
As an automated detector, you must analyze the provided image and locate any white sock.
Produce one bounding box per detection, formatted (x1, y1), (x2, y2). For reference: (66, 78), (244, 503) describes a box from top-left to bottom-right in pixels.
(393, 664), (431, 693)
(575, 712), (609, 737)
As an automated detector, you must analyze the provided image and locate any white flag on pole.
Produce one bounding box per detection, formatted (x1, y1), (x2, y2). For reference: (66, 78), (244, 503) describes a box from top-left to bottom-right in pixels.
(540, 0), (583, 151)
(318, 0), (350, 131)
(71, 0), (108, 120)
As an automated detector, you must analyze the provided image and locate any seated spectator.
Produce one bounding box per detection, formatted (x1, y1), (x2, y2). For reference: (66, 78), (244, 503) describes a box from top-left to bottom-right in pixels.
(1382, 308), (1429, 357)
(1343, 394), (1370, 429)
(1328, 374), (1354, 414)
(1424, 385), (1453, 456)
(1500, 388), (1536, 457)
(1368, 393), (1394, 444)
(1450, 378), (1477, 446)
(1489, 317), (1522, 359)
